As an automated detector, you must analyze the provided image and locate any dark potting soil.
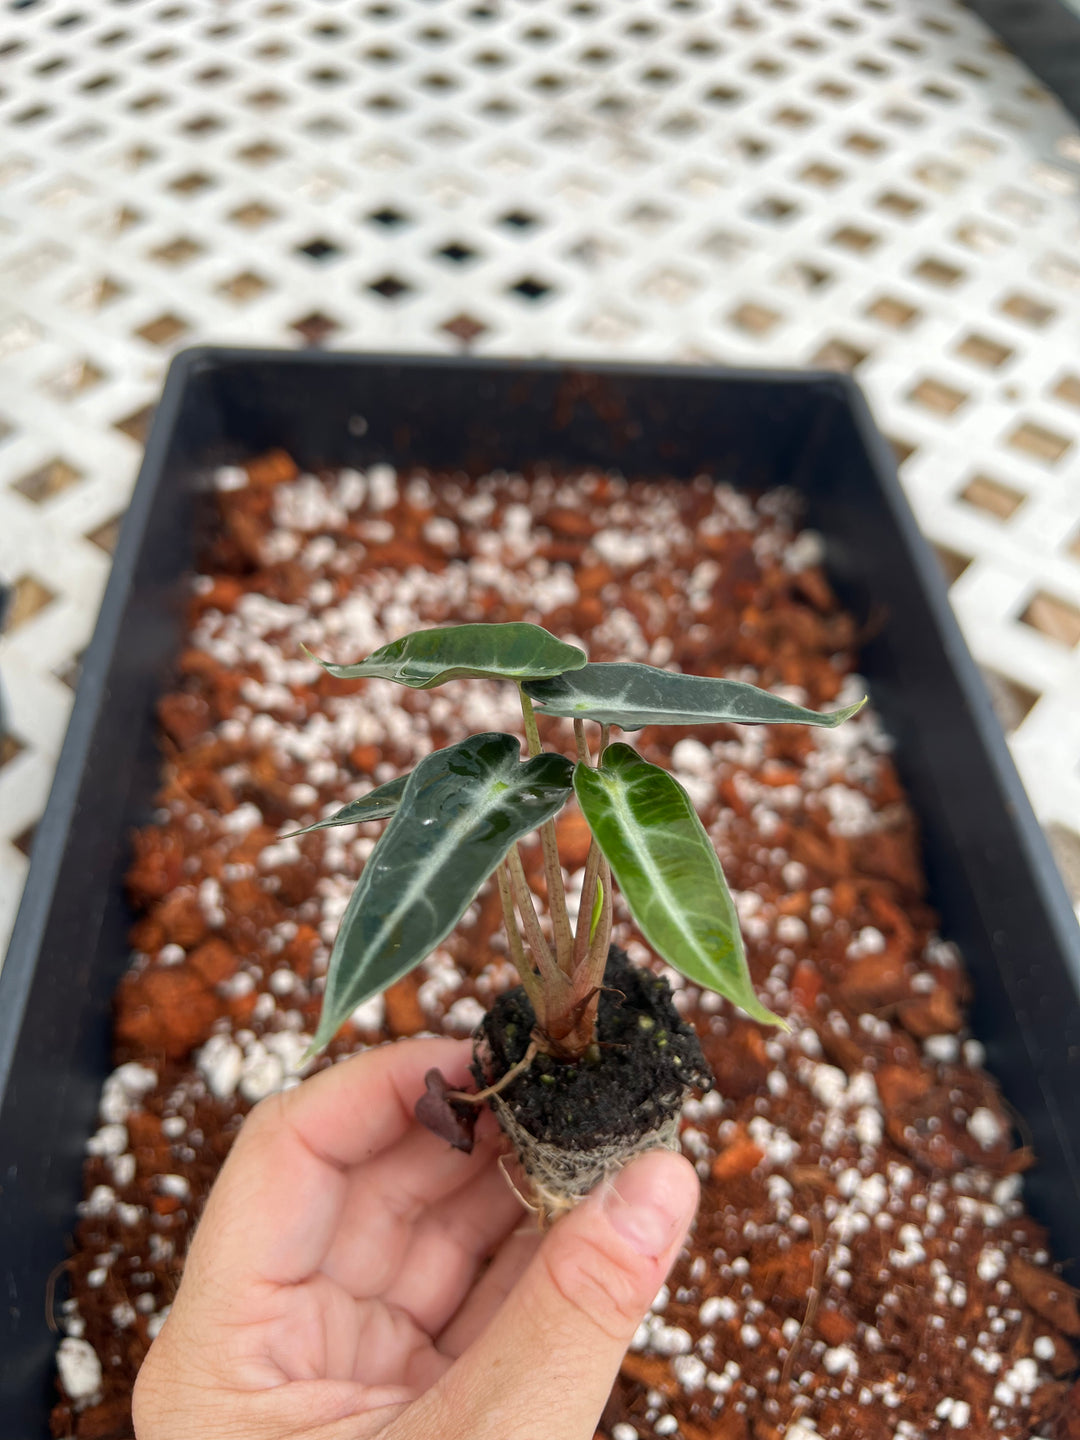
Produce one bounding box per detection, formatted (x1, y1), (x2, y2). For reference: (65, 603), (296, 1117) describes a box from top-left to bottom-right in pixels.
(474, 945), (712, 1149)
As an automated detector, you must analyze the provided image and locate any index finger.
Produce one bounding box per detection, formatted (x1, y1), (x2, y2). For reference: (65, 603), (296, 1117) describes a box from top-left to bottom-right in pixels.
(184, 1038), (475, 1292)
(271, 1037), (475, 1170)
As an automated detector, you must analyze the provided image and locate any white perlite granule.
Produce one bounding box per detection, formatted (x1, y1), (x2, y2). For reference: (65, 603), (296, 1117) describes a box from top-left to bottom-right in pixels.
(56, 1337), (102, 1405)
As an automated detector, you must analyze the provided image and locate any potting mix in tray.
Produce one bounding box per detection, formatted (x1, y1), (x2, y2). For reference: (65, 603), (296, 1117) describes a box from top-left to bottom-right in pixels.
(51, 453), (1079, 1440)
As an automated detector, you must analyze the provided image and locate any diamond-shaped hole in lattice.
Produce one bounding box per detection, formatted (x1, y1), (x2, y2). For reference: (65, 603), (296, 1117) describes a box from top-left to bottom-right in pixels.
(953, 219), (1010, 254)
(245, 88), (287, 111)
(229, 201), (279, 229)
(441, 313), (489, 345)
(87, 516), (123, 554)
(1000, 292), (1056, 327)
(45, 359), (106, 399)
(135, 313), (189, 347)
(1053, 376), (1080, 410)
(728, 302), (782, 336)
(844, 130), (888, 156)
(436, 240), (479, 265)
(830, 224), (879, 254)
(1007, 422), (1072, 465)
(773, 104), (814, 129)
(750, 195), (799, 224)
(960, 474), (1024, 520)
(12, 459), (83, 504)
(980, 669), (1039, 734)
(913, 257), (965, 287)
(0, 734), (25, 773)
(775, 259), (832, 292)
(180, 113), (227, 137)
(218, 270), (271, 303)
(169, 171), (215, 195)
(933, 545), (974, 586)
(127, 90), (170, 117)
(799, 161), (845, 188)
(810, 338), (868, 373)
(366, 207), (410, 231)
(866, 295), (921, 329)
(114, 404), (156, 445)
(236, 141), (284, 167)
(295, 238), (342, 263)
(1020, 592), (1080, 648)
(291, 312), (341, 346)
(5, 575), (57, 631)
(499, 209), (541, 232)
(908, 378), (968, 416)
(875, 189), (923, 219)
(955, 333), (1013, 369)
(368, 275), (412, 301)
(508, 276), (554, 302)
(149, 236), (203, 266)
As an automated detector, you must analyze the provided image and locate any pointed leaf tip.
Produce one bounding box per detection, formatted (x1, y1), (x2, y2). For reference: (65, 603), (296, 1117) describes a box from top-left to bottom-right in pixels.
(306, 622), (588, 690)
(281, 773), (409, 838)
(526, 663), (866, 732)
(573, 744), (784, 1029)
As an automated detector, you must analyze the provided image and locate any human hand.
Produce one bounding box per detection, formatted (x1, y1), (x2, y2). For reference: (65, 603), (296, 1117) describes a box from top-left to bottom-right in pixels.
(133, 1038), (699, 1440)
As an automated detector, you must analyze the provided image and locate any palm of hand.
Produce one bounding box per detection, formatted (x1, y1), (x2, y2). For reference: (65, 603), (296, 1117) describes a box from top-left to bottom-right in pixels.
(134, 1041), (531, 1440)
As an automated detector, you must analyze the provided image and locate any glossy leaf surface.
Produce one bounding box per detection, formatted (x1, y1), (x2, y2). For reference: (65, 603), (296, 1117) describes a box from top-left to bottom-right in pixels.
(309, 622), (587, 690)
(525, 662), (864, 731)
(312, 733), (574, 1051)
(282, 774), (408, 838)
(574, 744), (782, 1027)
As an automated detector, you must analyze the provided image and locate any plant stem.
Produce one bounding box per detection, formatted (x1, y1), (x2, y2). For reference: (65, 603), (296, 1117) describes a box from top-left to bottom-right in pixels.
(518, 686), (574, 974)
(496, 864), (544, 1022)
(518, 686), (543, 758)
(573, 840), (601, 968)
(577, 852), (613, 1004)
(573, 718), (590, 763)
(599, 723), (611, 756)
(505, 846), (564, 996)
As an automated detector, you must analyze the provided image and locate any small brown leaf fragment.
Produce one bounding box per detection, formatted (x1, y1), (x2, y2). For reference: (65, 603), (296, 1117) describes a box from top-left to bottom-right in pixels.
(1007, 1256), (1080, 1336)
(414, 1068), (477, 1153)
(876, 1063), (933, 1109)
(619, 1352), (679, 1396)
(897, 984), (963, 1037)
(837, 952), (910, 1009)
(816, 1304), (858, 1346)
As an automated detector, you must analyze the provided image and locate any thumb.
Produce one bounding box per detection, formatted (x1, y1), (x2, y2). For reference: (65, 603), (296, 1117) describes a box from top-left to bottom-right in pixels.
(418, 1148), (699, 1440)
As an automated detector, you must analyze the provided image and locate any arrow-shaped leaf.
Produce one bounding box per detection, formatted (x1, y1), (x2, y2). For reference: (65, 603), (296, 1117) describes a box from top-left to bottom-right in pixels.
(282, 774), (409, 838)
(525, 662), (864, 731)
(311, 733), (574, 1051)
(308, 622), (587, 690)
(574, 743), (783, 1028)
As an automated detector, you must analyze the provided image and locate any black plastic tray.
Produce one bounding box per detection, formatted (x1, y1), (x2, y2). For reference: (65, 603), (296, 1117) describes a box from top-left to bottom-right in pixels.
(964, 0), (1080, 121)
(3, 350), (1079, 1436)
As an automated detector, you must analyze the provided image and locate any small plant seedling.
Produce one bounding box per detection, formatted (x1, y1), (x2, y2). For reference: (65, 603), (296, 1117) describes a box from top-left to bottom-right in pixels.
(298, 623), (863, 1214)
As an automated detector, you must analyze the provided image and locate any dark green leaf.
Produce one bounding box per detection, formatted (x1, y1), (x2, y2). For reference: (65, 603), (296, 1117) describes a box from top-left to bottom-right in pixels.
(574, 743), (783, 1027)
(525, 662), (865, 731)
(281, 774), (408, 838)
(311, 733), (574, 1051)
(307, 622), (587, 690)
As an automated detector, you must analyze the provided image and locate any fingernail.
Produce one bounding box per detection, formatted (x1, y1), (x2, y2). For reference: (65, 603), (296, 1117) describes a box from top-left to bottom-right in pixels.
(601, 1152), (696, 1259)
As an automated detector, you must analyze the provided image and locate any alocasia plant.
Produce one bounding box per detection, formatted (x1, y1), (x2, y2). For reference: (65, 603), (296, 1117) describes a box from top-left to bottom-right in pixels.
(299, 621), (863, 1060)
